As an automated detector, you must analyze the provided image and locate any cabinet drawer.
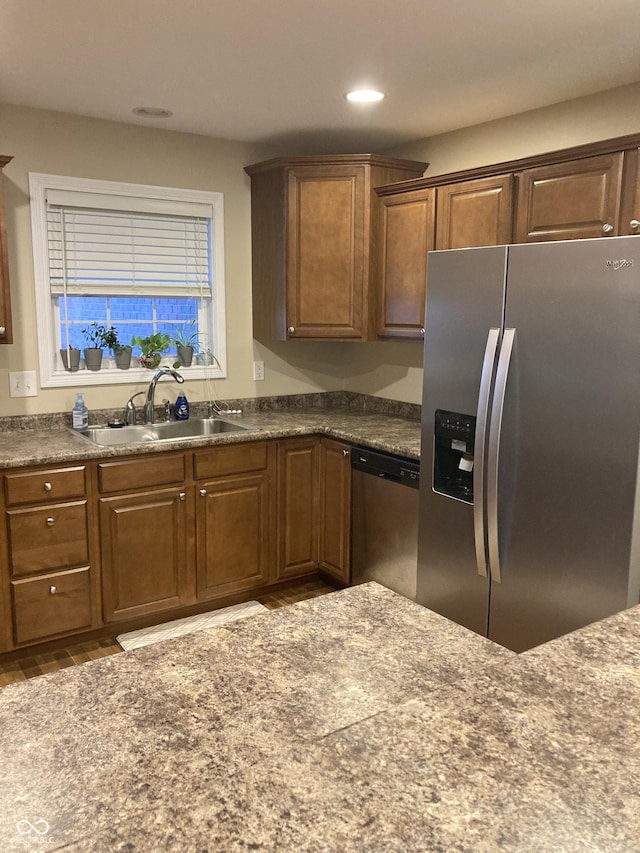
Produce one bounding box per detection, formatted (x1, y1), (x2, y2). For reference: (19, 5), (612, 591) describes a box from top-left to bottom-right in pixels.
(194, 442), (268, 480)
(11, 567), (92, 645)
(98, 454), (186, 494)
(6, 500), (89, 577)
(4, 466), (86, 507)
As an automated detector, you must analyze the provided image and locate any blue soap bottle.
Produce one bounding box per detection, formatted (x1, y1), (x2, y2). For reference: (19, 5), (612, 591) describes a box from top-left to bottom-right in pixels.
(175, 393), (189, 420)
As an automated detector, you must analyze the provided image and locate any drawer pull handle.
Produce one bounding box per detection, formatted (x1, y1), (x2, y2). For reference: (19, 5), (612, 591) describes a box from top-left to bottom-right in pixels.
(43, 482), (52, 492)
(200, 489), (207, 497)
(49, 585), (58, 595)
(46, 517), (55, 526)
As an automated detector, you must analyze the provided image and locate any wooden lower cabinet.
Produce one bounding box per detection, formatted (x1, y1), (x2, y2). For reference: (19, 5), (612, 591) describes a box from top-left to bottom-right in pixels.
(196, 471), (272, 600)
(11, 567), (92, 646)
(318, 439), (351, 584)
(276, 437), (319, 579)
(100, 486), (191, 623)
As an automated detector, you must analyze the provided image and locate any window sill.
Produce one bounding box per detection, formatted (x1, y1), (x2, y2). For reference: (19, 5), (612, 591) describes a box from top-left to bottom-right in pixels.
(40, 359), (225, 389)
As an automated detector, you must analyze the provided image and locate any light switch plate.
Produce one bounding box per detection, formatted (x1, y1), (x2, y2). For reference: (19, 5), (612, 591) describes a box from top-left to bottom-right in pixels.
(252, 361), (265, 381)
(9, 370), (38, 397)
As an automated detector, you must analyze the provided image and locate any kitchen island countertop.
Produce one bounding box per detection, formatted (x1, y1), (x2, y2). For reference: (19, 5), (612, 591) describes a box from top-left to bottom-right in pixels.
(0, 582), (638, 852)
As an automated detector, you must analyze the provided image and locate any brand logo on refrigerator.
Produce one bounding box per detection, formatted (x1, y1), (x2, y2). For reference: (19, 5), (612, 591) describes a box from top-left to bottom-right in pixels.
(606, 259), (633, 270)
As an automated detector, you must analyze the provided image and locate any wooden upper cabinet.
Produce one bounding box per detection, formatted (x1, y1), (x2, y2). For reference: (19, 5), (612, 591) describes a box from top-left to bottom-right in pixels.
(620, 147), (640, 236)
(435, 174), (513, 249)
(0, 156), (13, 344)
(287, 164), (366, 339)
(245, 155), (427, 341)
(375, 186), (435, 340)
(514, 152), (625, 243)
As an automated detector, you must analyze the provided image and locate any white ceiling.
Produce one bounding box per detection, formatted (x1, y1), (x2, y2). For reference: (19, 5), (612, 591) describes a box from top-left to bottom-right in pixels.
(2, 0), (639, 154)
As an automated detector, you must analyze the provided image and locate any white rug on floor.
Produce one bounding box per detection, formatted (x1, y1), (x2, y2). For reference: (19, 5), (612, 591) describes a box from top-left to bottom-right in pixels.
(116, 600), (268, 651)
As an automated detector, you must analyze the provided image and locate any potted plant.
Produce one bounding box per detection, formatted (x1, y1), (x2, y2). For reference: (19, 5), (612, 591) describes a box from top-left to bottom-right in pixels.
(170, 320), (199, 367)
(82, 322), (109, 370)
(131, 332), (171, 369)
(101, 326), (133, 370)
(195, 347), (220, 368)
(59, 345), (81, 372)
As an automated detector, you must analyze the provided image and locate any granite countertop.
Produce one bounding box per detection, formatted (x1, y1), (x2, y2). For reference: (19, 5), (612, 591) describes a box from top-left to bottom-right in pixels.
(0, 394), (422, 469)
(0, 582), (638, 852)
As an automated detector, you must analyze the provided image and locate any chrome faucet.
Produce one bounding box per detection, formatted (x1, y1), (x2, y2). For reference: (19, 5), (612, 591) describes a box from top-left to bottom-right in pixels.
(144, 368), (184, 424)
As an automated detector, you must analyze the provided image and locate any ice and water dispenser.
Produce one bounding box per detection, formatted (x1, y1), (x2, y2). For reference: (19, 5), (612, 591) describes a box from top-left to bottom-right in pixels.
(433, 410), (476, 504)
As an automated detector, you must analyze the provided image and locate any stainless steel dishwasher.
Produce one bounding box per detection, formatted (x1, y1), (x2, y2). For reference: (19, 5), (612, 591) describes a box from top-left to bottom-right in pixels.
(351, 447), (420, 601)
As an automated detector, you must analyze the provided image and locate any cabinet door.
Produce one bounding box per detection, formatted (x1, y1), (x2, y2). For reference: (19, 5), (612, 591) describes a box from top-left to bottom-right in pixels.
(514, 152), (624, 242)
(318, 439), (351, 584)
(0, 157), (13, 344)
(276, 438), (319, 579)
(620, 147), (640, 236)
(196, 471), (271, 600)
(286, 165), (366, 339)
(100, 487), (190, 623)
(377, 188), (435, 339)
(435, 175), (513, 249)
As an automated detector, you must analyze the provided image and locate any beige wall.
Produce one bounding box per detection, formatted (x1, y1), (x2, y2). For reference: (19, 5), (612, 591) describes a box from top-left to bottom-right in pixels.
(3, 84), (640, 414)
(0, 103), (347, 417)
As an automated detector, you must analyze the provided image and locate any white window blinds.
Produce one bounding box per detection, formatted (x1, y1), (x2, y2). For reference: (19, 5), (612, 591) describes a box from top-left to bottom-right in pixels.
(46, 190), (212, 297)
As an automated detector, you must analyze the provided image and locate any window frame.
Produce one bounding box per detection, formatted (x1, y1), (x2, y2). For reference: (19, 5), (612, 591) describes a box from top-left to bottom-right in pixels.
(29, 173), (227, 388)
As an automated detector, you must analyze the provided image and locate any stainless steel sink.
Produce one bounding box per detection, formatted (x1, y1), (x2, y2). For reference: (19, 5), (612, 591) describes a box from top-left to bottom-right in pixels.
(74, 418), (256, 446)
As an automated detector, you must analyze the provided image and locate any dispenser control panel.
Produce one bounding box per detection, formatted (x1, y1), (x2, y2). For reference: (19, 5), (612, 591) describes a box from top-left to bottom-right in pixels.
(433, 410), (476, 504)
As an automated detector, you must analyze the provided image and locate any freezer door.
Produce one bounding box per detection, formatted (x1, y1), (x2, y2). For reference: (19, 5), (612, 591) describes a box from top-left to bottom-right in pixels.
(417, 246), (507, 636)
(489, 236), (640, 651)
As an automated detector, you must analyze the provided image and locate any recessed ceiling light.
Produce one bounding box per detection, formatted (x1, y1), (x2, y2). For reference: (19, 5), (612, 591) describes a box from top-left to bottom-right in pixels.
(132, 107), (173, 118)
(346, 89), (385, 104)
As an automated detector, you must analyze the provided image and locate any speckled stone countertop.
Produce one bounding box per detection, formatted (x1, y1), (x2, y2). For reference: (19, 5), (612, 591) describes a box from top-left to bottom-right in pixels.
(0, 392), (421, 469)
(1, 582), (638, 851)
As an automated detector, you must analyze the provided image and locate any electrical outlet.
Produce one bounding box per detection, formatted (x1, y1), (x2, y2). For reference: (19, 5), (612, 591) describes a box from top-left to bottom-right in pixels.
(252, 360), (265, 381)
(9, 371), (38, 398)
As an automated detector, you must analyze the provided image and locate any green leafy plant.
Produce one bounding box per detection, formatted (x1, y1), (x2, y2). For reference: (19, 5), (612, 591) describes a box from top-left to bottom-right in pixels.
(82, 323), (125, 352)
(131, 332), (171, 369)
(170, 319), (200, 349)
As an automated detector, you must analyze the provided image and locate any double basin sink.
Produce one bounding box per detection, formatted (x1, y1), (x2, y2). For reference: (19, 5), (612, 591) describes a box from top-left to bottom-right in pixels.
(75, 417), (256, 447)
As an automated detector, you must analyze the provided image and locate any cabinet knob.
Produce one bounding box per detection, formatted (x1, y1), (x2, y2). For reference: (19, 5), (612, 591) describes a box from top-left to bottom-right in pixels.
(342, 449), (350, 457)
(630, 219), (640, 230)
(200, 489), (207, 497)
(49, 585), (57, 595)
(0, 326), (5, 335)
(602, 223), (614, 233)
(46, 517), (55, 526)
(420, 328), (425, 335)
(179, 492), (186, 501)
(43, 482), (52, 492)
(287, 326), (295, 335)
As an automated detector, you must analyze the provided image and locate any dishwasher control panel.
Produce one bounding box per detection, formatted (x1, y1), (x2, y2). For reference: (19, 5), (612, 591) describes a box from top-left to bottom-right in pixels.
(351, 447), (420, 490)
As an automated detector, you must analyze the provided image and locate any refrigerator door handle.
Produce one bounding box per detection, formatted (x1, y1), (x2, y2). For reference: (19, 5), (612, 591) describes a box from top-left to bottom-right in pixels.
(486, 328), (515, 583)
(473, 328), (500, 577)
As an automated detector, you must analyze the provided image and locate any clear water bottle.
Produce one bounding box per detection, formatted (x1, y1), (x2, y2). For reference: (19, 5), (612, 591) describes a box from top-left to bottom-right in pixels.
(72, 392), (89, 430)
(174, 393), (189, 421)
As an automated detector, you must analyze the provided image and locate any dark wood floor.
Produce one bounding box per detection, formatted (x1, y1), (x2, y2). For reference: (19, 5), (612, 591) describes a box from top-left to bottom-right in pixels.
(0, 578), (338, 688)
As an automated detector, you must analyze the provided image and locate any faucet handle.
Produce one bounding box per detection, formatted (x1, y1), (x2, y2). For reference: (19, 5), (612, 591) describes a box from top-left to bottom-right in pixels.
(125, 391), (145, 425)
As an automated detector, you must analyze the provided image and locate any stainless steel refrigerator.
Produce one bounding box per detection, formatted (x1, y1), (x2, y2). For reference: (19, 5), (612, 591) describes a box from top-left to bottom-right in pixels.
(417, 236), (640, 652)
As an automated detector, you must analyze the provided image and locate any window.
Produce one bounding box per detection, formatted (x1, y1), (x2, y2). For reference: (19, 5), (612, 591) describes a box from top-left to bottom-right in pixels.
(29, 173), (226, 387)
